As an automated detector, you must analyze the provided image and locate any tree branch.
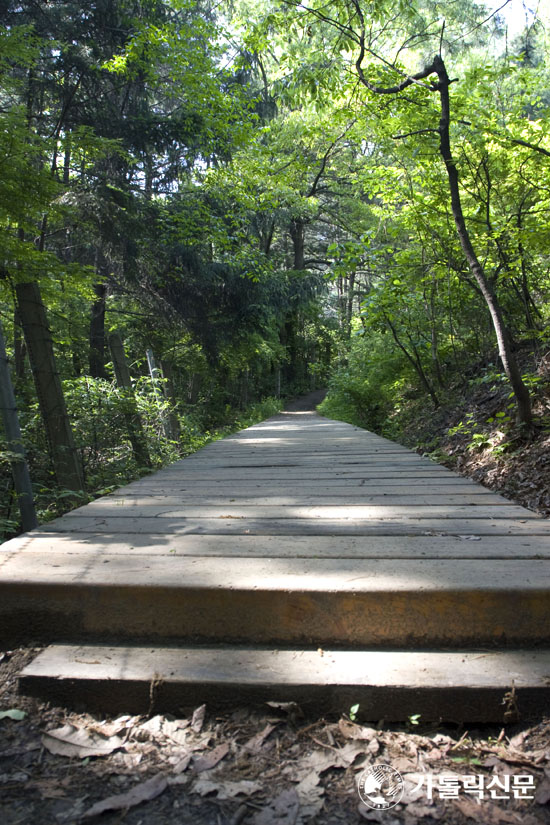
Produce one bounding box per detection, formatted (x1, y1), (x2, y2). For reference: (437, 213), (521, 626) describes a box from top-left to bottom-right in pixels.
(392, 128), (439, 140)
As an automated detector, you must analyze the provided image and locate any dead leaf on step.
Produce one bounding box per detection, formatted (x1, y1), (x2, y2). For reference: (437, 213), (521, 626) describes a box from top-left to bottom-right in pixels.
(79, 772), (167, 820)
(191, 777), (262, 799)
(251, 788), (300, 825)
(42, 724), (125, 759)
(193, 742), (230, 773)
(191, 704), (206, 733)
(243, 723), (278, 753)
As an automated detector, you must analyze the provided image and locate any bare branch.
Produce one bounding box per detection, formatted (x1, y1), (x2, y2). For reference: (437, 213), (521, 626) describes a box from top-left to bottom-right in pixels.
(280, 0), (360, 44)
(307, 120), (356, 197)
(392, 128), (439, 140)
(508, 137), (550, 159)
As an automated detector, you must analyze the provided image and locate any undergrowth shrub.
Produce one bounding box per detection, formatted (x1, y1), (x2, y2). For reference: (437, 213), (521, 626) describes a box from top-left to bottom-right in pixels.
(318, 334), (413, 435)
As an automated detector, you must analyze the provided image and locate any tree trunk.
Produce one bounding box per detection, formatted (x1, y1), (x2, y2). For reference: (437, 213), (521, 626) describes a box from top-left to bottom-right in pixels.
(15, 281), (84, 492)
(188, 373), (201, 404)
(346, 272), (356, 339)
(13, 309), (26, 382)
(352, 41), (533, 424)
(386, 316), (440, 407)
(433, 56), (532, 425)
(89, 282), (108, 378)
(0, 319), (38, 532)
(108, 332), (151, 468)
(289, 218), (305, 270)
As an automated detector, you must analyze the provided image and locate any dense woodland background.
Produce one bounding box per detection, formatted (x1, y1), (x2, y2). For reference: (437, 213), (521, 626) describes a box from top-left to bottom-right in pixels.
(1, 0), (549, 538)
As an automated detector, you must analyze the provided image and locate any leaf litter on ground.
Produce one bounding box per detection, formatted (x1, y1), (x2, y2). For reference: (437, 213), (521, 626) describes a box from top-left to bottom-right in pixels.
(2, 648), (550, 825)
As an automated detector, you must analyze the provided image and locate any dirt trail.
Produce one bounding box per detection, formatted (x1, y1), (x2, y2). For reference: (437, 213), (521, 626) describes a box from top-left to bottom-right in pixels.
(283, 389), (327, 412)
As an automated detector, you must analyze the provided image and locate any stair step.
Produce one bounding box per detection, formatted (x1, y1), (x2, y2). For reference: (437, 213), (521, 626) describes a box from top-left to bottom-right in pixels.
(20, 644), (550, 722)
(2, 555), (550, 646)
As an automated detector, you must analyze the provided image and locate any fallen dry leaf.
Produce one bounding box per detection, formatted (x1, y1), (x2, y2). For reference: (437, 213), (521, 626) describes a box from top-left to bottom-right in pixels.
(287, 742), (364, 783)
(392, 756), (418, 773)
(0, 772), (29, 784)
(252, 788), (300, 825)
(0, 709), (26, 721)
(170, 753), (192, 774)
(406, 800), (444, 820)
(192, 777), (262, 799)
(243, 722), (278, 753)
(191, 704), (206, 733)
(338, 719), (377, 741)
(265, 700), (301, 714)
(509, 731), (529, 750)
(193, 742), (230, 773)
(42, 724), (125, 759)
(295, 769), (325, 820)
(535, 768), (550, 804)
(28, 778), (70, 799)
(358, 801), (399, 823)
(137, 715), (164, 738)
(89, 714), (138, 738)
(454, 797), (539, 824)
(161, 717), (190, 746)
(80, 772), (167, 819)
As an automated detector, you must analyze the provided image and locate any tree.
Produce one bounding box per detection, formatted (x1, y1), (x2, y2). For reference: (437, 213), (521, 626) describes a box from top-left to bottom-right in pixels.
(267, 0), (541, 424)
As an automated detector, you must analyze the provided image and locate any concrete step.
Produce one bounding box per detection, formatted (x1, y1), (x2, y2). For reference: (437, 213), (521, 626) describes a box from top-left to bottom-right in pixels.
(2, 554), (550, 647)
(19, 644), (550, 722)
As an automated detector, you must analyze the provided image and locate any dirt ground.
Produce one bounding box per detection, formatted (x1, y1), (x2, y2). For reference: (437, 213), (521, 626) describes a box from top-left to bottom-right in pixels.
(1, 647), (549, 825)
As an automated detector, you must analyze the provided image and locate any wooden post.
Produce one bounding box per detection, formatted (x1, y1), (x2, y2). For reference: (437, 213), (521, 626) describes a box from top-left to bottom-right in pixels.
(108, 332), (151, 468)
(15, 281), (84, 493)
(0, 319), (38, 532)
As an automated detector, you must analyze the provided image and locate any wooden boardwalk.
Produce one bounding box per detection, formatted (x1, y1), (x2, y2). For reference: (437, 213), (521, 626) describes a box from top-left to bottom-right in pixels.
(2, 407), (550, 721)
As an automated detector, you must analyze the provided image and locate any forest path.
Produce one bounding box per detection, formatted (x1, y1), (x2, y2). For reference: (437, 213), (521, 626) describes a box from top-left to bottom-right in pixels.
(2, 405), (550, 721)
